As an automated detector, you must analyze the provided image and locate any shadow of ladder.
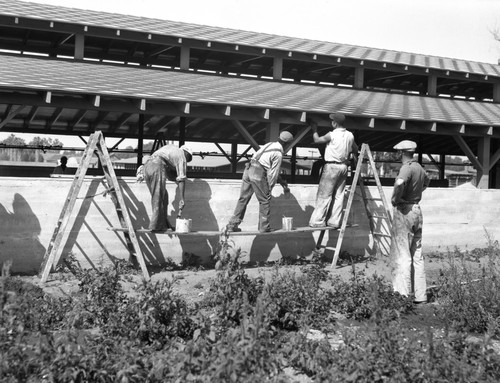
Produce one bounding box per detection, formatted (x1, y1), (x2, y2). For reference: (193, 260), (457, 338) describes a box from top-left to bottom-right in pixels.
(38, 131), (150, 283)
(315, 143), (393, 268)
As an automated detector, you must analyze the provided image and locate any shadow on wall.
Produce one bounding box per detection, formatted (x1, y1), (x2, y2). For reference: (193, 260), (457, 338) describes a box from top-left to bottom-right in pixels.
(120, 181), (165, 267)
(172, 179), (219, 264)
(248, 191), (316, 264)
(0, 193), (45, 274)
(62, 179), (121, 269)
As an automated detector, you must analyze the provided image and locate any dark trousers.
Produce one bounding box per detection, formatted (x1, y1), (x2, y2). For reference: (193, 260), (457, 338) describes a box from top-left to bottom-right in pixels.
(144, 157), (170, 231)
(230, 162), (271, 232)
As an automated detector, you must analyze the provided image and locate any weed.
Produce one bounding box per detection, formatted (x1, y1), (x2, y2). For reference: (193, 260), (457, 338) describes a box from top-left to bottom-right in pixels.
(437, 244), (500, 336)
(330, 271), (414, 320)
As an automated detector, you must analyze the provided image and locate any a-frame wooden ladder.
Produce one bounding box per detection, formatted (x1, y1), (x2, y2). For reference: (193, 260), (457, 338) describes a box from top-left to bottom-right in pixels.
(38, 131), (149, 283)
(316, 143), (393, 268)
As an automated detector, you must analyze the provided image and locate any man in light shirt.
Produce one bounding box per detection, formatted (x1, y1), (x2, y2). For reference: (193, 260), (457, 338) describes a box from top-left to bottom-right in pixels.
(308, 112), (358, 229)
(141, 144), (193, 232)
(227, 131), (293, 233)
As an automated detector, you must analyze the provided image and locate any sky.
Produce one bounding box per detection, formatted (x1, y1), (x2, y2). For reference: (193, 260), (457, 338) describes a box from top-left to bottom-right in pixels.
(2, 0), (500, 148)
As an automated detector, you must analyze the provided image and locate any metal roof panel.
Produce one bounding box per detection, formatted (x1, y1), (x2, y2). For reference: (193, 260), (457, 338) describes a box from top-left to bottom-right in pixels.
(1, 54), (500, 126)
(1, 0), (499, 77)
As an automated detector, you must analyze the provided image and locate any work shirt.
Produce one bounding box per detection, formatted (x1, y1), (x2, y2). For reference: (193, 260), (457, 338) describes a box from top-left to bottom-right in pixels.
(396, 159), (430, 204)
(149, 145), (187, 182)
(252, 141), (284, 188)
(324, 127), (357, 163)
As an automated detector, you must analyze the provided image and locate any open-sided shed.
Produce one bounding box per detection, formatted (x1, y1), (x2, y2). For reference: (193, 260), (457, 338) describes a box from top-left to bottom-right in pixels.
(0, 0), (499, 187)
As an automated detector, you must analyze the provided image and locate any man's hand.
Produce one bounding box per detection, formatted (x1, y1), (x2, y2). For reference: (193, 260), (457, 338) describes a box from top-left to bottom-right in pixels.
(178, 199), (185, 211)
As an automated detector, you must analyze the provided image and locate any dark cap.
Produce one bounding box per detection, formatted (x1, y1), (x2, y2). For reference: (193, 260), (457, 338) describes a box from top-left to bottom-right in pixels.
(328, 112), (346, 125)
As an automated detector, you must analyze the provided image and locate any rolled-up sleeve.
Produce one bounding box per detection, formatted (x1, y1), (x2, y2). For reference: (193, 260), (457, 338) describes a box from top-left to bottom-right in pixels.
(175, 159), (187, 182)
(266, 152), (283, 188)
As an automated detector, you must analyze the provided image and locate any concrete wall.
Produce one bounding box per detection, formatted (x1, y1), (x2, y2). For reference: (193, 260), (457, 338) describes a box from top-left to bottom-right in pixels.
(1, 177), (499, 275)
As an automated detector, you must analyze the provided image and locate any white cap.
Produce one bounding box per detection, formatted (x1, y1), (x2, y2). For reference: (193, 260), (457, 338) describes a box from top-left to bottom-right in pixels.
(180, 145), (193, 157)
(393, 140), (417, 151)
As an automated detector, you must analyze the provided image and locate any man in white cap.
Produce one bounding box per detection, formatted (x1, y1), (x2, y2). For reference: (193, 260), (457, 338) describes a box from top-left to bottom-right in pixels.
(308, 112), (358, 229)
(142, 144), (193, 231)
(390, 140), (430, 303)
(227, 131), (293, 233)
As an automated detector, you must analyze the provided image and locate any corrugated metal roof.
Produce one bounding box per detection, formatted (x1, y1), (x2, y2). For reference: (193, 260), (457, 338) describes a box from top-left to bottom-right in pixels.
(2, 0), (500, 78)
(1, 54), (500, 127)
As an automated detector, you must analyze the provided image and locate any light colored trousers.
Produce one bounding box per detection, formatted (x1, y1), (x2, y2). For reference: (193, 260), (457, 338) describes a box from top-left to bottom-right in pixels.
(390, 204), (427, 302)
(309, 163), (347, 227)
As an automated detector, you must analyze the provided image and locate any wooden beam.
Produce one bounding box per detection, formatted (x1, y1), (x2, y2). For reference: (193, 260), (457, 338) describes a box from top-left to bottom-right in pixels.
(232, 120), (260, 150)
(0, 104), (26, 130)
(46, 107), (64, 130)
(487, 147), (500, 172)
(69, 109), (88, 131)
(452, 135), (482, 171)
(109, 113), (133, 133)
(214, 142), (231, 162)
(285, 125), (311, 153)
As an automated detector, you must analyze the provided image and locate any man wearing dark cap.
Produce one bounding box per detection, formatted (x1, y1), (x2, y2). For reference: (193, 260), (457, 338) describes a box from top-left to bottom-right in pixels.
(227, 131), (293, 233)
(308, 112), (358, 229)
(390, 140), (430, 303)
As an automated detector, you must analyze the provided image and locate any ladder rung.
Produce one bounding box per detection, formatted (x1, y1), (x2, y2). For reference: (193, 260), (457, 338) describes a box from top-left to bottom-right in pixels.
(373, 232), (391, 238)
(364, 197), (382, 201)
(369, 214), (388, 218)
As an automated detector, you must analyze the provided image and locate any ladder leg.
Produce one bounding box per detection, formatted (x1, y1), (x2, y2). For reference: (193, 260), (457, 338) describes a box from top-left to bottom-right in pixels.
(39, 132), (101, 282)
(96, 133), (150, 280)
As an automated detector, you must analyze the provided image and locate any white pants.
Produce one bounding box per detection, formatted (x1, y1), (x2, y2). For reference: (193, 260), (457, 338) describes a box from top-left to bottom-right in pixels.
(390, 204), (427, 302)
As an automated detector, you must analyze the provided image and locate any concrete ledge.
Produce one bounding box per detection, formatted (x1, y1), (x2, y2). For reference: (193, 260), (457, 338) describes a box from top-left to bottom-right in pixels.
(0, 177), (498, 274)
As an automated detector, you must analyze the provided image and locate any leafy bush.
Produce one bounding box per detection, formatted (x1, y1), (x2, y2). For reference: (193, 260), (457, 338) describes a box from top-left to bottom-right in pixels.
(263, 261), (337, 331)
(105, 278), (197, 345)
(437, 245), (500, 336)
(204, 244), (264, 325)
(329, 271), (414, 320)
(285, 313), (500, 382)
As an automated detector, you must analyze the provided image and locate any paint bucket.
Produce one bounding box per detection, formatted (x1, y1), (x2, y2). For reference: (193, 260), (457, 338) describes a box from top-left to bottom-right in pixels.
(176, 218), (192, 233)
(282, 217), (293, 231)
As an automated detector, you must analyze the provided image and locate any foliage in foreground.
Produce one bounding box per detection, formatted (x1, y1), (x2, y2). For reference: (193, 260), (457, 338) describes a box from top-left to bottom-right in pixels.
(437, 241), (500, 337)
(285, 312), (500, 382)
(2, 235), (500, 382)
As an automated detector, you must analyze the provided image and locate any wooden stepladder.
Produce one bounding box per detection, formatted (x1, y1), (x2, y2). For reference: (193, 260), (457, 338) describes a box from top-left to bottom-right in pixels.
(39, 131), (149, 283)
(316, 143), (392, 268)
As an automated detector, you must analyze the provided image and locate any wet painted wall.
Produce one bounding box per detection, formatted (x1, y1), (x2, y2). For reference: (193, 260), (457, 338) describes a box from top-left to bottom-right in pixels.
(1, 177), (499, 275)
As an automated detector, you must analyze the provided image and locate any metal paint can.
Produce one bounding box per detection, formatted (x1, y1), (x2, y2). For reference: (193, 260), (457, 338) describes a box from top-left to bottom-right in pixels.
(176, 218), (192, 233)
(282, 217), (293, 231)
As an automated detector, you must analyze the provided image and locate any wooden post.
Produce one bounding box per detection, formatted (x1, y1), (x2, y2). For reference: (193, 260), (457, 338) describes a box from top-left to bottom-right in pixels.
(180, 46), (190, 70)
(494, 83), (500, 103)
(273, 57), (283, 80)
(477, 136), (491, 189)
(266, 122), (279, 143)
(179, 117), (186, 146)
(439, 154), (445, 181)
(427, 75), (437, 96)
(354, 67), (364, 89)
(137, 114), (144, 167)
(231, 142), (238, 173)
(74, 34), (84, 60)
(291, 146), (297, 183)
